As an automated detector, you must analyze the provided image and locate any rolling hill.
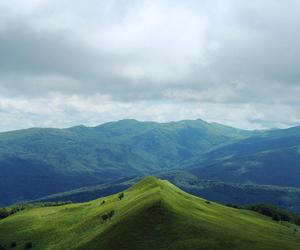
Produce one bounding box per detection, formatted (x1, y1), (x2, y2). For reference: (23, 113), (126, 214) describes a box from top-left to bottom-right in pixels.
(0, 177), (299, 250)
(0, 119), (252, 205)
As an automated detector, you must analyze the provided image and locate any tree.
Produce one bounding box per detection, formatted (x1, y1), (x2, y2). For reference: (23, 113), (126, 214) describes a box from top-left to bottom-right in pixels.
(101, 200), (105, 205)
(118, 193), (124, 200)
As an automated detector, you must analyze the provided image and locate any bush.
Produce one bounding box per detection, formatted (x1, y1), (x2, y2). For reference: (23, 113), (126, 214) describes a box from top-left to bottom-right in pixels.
(272, 214), (281, 221)
(101, 214), (109, 222)
(10, 242), (17, 248)
(245, 204), (300, 225)
(42, 201), (72, 207)
(0, 208), (9, 219)
(101, 210), (115, 222)
(118, 193), (124, 200)
(101, 200), (105, 205)
(0, 205), (27, 221)
(225, 204), (240, 209)
(25, 242), (32, 249)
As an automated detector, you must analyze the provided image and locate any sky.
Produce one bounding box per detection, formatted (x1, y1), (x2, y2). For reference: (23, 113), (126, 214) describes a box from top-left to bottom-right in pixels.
(0, 0), (300, 131)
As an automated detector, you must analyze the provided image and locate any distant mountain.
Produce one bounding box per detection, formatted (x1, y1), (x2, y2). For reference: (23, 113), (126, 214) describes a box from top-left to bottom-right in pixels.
(187, 126), (300, 188)
(1, 177), (299, 250)
(0, 119), (252, 205)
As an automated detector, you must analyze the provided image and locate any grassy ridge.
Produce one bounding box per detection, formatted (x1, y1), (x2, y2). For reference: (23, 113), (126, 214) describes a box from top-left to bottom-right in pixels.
(0, 177), (299, 249)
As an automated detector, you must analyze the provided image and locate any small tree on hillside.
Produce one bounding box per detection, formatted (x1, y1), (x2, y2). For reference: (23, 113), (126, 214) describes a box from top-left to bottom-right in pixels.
(118, 193), (124, 200)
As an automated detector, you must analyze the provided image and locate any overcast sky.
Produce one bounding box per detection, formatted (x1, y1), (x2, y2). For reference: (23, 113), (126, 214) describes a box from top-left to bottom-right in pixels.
(0, 0), (300, 131)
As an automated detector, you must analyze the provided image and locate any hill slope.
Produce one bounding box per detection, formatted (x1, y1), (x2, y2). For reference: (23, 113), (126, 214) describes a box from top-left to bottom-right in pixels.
(0, 119), (251, 205)
(0, 177), (299, 250)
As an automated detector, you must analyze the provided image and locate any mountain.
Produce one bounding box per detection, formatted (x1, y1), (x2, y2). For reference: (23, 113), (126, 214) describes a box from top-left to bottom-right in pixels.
(187, 126), (300, 188)
(0, 177), (299, 250)
(2, 118), (300, 207)
(0, 119), (252, 205)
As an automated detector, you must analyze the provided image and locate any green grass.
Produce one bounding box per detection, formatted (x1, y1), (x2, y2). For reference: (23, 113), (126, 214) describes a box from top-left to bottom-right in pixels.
(0, 177), (299, 250)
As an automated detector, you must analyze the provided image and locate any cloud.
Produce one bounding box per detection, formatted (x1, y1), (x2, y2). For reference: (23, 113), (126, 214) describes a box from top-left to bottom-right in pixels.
(0, 0), (300, 130)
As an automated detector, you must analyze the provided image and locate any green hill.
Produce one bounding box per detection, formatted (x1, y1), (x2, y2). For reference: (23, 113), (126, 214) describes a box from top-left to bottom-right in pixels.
(0, 177), (299, 250)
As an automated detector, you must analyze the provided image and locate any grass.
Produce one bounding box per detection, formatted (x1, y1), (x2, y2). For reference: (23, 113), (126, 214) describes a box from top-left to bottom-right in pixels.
(0, 176), (299, 249)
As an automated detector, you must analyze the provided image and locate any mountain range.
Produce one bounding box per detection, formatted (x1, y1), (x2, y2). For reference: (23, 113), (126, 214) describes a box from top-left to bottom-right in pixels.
(1, 119), (300, 211)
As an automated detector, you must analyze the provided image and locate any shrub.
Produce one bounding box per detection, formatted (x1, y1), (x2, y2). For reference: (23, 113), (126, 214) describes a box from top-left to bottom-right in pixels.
(118, 193), (124, 200)
(272, 214), (281, 221)
(225, 204), (240, 209)
(101, 214), (109, 222)
(101, 210), (115, 222)
(25, 242), (32, 249)
(0, 208), (9, 219)
(42, 201), (72, 207)
(101, 200), (105, 205)
(0, 205), (27, 221)
(245, 204), (300, 226)
(10, 242), (17, 248)
(205, 200), (211, 204)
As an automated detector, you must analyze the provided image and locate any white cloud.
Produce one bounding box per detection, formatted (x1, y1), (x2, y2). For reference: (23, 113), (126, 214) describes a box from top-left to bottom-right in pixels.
(0, 0), (300, 130)
(1, 93), (300, 132)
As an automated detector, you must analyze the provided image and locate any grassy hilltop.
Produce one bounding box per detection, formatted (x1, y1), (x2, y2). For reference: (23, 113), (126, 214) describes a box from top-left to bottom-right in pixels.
(0, 177), (299, 250)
